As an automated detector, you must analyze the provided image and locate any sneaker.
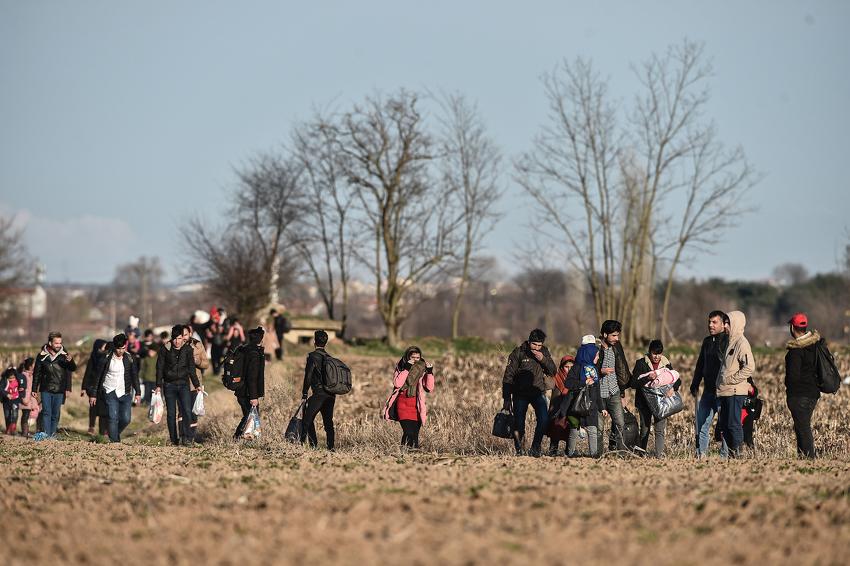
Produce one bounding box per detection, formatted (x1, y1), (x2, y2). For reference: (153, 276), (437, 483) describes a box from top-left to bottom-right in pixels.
(32, 432), (50, 442)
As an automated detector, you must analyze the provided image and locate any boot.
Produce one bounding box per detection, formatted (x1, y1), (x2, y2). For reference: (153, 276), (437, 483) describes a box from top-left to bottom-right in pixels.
(8, 423), (16, 435)
(21, 419), (29, 437)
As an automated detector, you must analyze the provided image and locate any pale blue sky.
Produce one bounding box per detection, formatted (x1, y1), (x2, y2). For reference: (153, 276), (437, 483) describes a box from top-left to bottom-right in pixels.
(1, 1), (848, 283)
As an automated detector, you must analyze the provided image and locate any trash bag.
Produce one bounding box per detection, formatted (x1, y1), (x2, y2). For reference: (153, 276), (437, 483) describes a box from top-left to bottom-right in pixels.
(192, 390), (208, 416)
(242, 407), (261, 440)
(492, 409), (514, 439)
(567, 386), (593, 417)
(148, 391), (164, 424)
(641, 384), (684, 420)
(285, 400), (305, 443)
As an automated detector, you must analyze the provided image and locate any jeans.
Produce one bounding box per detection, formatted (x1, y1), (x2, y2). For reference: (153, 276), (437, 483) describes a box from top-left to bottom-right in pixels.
(602, 394), (626, 451)
(787, 396), (818, 458)
(512, 393), (549, 454)
(718, 395), (746, 456)
(696, 392), (728, 457)
(163, 382), (194, 445)
(301, 391), (336, 450)
(400, 420), (421, 448)
(636, 398), (667, 457)
(234, 396), (259, 439)
(104, 391), (133, 442)
(142, 381), (156, 406)
(40, 392), (64, 437)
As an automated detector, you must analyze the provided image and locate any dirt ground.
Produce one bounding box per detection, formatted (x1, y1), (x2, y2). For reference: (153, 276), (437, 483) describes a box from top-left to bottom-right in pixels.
(3, 351), (850, 565)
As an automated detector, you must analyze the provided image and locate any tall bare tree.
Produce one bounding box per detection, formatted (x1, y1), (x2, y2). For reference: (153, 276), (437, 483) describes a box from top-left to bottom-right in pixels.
(437, 94), (503, 339)
(337, 90), (462, 347)
(291, 113), (359, 336)
(112, 256), (164, 326)
(0, 213), (31, 295)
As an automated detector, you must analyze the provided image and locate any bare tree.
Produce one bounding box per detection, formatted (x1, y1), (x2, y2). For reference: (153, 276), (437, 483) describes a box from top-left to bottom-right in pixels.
(337, 90), (462, 347)
(437, 93), (503, 339)
(0, 213), (32, 295)
(291, 113), (359, 336)
(112, 256), (164, 326)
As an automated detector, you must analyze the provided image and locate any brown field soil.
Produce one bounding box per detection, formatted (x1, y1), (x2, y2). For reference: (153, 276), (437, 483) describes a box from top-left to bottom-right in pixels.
(3, 350), (850, 565)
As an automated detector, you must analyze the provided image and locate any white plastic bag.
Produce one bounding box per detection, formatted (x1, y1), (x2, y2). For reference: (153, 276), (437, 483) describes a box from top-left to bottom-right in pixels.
(192, 390), (208, 416)
(242, 407), (260, 440)
(149, 391), (164, 424)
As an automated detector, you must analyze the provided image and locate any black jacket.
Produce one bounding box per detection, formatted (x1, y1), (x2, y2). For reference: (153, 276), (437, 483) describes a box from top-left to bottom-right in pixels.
(785, 336), (821, 399)
(33, 347), (77, 394)
(236, 343), (265, 400)
(560, 364), (604, 427)
(155, 343), (199, 388)
(502, 342), (556, 400)
(302, 348), (328, 396)
(86, 348), (141, 399)
(690, 334), (728, 394)
(632, 357), (679, 411)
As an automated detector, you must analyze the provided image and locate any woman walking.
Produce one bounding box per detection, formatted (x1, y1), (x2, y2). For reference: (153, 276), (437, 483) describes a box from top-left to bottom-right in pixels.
(382, 346), (435, 449)
(563, 342), (603, 458)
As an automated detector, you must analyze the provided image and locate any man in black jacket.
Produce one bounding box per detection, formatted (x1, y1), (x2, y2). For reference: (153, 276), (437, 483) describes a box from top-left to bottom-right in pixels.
(155, 324), (199, 446)
(233, 327), (266, 439)
(502, 328), (556, 457)
(86, 334), (141, 443)
(300, 330), (336, 451)
(32, 331), (77, 438)
(784, 312), (821, 459)
(690, 310), (730, 457)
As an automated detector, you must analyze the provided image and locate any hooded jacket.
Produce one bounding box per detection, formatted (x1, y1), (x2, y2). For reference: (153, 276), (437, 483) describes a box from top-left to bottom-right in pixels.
(716, 311), (755, 397)
(502, 341), (556, 399)
(784, 329), (822, 399)
(236, 342), (265, 400)
(32, 345), (77, 394)
(81, 340), (108, 394)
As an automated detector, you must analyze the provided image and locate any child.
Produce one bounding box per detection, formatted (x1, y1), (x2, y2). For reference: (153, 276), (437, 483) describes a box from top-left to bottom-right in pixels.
(1, 367), (21, 435)
(17, 358), (38, 437)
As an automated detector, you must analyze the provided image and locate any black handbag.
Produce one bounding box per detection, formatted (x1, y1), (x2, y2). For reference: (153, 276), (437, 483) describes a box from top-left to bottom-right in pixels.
(492, 409), (514, 439)
(743, 396), (764, 420)
(284, 400), (306, 443)
(568, 386), (593, 417)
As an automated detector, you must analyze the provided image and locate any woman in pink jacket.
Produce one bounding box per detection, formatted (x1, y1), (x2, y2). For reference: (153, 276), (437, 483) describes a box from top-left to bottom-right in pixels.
(382, 346), (435, 449)
(17, 358), (39, 437)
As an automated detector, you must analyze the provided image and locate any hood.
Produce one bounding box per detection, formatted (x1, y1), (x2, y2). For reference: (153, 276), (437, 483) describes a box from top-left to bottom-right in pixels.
(90, 339), (108, 355)
(728, 311), (746, 340)
(786, 329), (821, 350)
(575, 343), (599, 369)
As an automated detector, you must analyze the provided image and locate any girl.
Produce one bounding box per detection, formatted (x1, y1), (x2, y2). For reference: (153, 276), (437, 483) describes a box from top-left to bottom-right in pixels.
(562, 342), (603, 458)
(1, 366), (21, 434)
(548, 355), (575, 455)
(382, 346), (435, 449)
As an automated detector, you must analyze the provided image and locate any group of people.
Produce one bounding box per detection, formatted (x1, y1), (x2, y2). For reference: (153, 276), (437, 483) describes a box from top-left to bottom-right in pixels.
(0, 308), (832, 460)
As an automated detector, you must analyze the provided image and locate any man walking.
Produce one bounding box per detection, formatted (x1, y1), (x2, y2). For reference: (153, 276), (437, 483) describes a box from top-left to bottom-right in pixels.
(155, 324), (200, 446)
(233, 327), (266, 439)
(501, 328), (556, 457)
(32, 331), (77, 438)
(690, 310), (730, 457)
(271, 309), (290, 361)
(300, 330), (336, 451)
(716, 310), (755, 458)
(87, 334), (141, 443)
(784, 312), (822, 459)
(598, 320), (630, 452)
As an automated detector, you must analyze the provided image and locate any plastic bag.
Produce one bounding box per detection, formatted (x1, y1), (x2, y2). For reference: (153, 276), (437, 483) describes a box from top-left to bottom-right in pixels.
(242, 407), (261, 440)
(641, 384), (684, 420)
(192, 390), (208, 416)
(149, 391), (164, 424)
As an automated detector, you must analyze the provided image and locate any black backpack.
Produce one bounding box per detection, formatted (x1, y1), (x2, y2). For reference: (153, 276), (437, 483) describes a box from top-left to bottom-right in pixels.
(221, 346), (247, 391)
(815, 339), (841, 394)
(319, 352), (352, 395)
(622, 408), (639, 449)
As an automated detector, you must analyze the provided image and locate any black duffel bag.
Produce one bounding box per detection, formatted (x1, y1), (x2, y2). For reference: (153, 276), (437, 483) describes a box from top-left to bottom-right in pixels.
(284, 400), (306, 443)
(492, 409), (514, 439)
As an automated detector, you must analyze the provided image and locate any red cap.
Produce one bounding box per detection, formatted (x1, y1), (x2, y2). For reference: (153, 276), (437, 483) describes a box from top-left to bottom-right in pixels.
(788, 313), (808, 328)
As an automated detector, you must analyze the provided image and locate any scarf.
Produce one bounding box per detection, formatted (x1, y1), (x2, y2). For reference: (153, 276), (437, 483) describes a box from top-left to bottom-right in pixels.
(403, 360), (427, 397)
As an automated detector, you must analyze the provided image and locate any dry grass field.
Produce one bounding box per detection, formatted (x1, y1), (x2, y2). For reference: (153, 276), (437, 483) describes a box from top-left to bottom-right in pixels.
(3, 347), (850, 565)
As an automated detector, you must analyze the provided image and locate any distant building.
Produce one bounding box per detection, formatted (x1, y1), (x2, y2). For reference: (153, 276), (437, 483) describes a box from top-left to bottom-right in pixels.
(283, 318), (343, 344)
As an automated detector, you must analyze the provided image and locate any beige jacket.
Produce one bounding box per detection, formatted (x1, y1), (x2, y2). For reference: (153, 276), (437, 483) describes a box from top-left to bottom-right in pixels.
(716, 310), (755, 397)
(191, 339), (209, 389)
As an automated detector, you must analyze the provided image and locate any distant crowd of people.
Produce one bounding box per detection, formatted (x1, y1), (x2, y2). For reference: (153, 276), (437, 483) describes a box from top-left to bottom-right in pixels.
(0, 308), (837, 459)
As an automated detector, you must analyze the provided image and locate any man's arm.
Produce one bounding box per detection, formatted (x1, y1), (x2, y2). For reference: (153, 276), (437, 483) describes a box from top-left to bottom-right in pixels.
(302, 353), (316, 397)
(690, 342), (706, 395)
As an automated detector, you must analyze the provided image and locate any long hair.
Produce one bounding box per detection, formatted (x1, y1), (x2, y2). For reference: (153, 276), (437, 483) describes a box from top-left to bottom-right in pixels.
(396, 346), (423, 371)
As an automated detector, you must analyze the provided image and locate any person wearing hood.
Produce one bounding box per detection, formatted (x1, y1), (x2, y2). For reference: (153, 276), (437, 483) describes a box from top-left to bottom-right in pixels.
(81, 339), (109, 436)
(502, 328), (557, 457)
(382, 346), (435, 449)
(562, 342), (603, 458)
(32, 331), (77, 438)
(784, 313), (822, 458)
(86, 334), (141, 443)
(631, 340), (678, 458)
(547, 354), (575, 455)
(715, 310), (755, 457)
(233, 327), (266, 439)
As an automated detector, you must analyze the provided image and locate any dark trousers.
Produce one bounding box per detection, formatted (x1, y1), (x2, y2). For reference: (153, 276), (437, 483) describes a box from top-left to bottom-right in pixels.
(718, 395), (746, 455)
(274, 332), (285, 360)
(164, 382), (194, 445)
(301, 392), (335, 450)
(787, 396), (818, 458)
(88, 404), (108, 435)
(142, 381), (156, 405)
(636, 397), (667, 457)
(20, 409), (31, 436)
(400, 419), (421, 448)
(211, 344), (225, 374)
(105, 391), (133, 443)
(234, 396), (259, 439)
(512, 393), (549, 454)
(3, 400), (19, 430)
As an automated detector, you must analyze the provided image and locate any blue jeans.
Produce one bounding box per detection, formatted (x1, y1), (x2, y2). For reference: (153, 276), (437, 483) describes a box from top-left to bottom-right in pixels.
(512, 393), (549, 453)
(163, 382), (194, 445)
(40, 392), (64, 437)
(695, 392), (728, 457)
(719, 395), (746, 456)
(105, 391), (133, 443)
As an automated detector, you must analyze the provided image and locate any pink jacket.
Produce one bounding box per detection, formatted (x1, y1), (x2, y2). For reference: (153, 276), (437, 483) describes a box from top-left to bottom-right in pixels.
(382, 367), (435, 423)
(19, 370), (40, 418)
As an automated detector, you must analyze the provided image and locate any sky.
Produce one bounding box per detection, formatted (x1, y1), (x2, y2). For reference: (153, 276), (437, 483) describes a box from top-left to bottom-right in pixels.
(1, 0), (849, 284)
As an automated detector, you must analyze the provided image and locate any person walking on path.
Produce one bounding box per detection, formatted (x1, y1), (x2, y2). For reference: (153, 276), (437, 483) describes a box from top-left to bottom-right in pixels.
(502, 328), (557, 457)
(784, 312), (822, 459)
(382, 346), (436, 449)
(233, 327), (266, 439)
(562, 343), (603, 458)
(87, 334), (141, 443)
(548, 354), (575, 455)
(690, 310), (730, 457)
(632, 340), (679, 458)
(32, 331), (77, 438)
(300, 330), (337, 451)
(597, 320), (630, 453)
(716, 310), (755, 458)
(81, 339), (109, 436)
(155, 325), (200, 446)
